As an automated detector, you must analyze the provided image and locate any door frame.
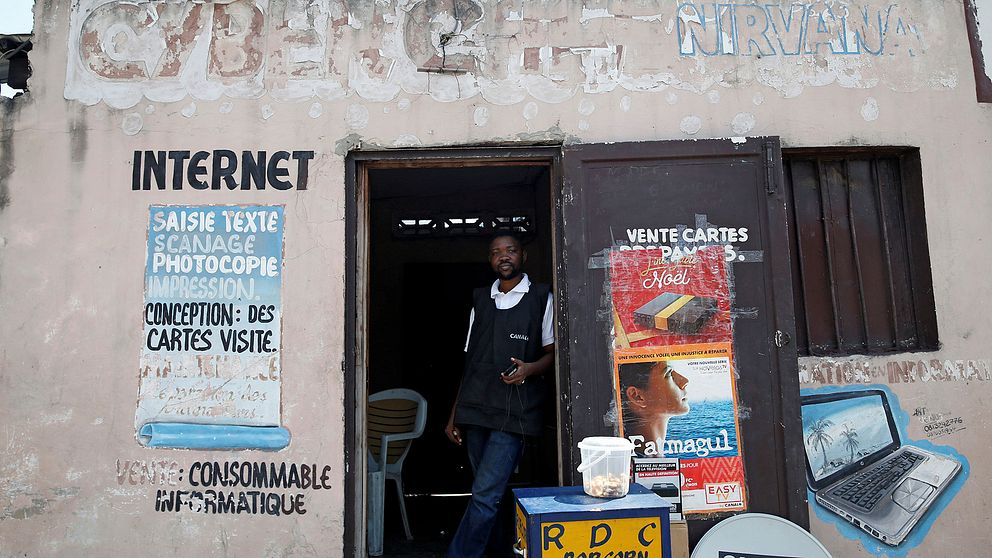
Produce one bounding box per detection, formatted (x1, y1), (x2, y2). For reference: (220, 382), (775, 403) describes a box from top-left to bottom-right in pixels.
(344, 146), (567, 556)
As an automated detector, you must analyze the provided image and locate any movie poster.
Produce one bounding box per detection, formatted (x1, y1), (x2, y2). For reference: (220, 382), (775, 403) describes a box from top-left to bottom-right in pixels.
(610, 245), (747, 514)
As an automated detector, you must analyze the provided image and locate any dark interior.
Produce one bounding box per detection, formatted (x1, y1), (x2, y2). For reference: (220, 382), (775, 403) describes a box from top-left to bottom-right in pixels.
(368, 164), (557, 556)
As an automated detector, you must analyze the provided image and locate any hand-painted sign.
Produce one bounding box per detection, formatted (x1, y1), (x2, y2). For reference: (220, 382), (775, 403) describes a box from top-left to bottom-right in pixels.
(538, 516), (664, 558)
(514, 485), (672, 558)
(131, 150), (314, 191)
(65, 0), (944, 107)
(136, 205), (289, 449)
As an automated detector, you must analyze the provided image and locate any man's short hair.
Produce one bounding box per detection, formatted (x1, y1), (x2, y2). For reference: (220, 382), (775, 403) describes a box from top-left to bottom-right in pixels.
(488, 231), (524, 248)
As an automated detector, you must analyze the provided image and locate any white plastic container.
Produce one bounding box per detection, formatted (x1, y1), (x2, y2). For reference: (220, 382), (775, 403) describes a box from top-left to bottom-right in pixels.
(576, 436), (634, 498)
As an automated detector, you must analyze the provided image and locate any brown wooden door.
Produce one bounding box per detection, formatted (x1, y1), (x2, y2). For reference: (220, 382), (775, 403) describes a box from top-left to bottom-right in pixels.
(556, 138), (808, 543)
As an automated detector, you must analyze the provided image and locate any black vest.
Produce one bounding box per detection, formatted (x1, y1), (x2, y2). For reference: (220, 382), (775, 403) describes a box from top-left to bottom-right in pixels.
(455, 282), (551, 437)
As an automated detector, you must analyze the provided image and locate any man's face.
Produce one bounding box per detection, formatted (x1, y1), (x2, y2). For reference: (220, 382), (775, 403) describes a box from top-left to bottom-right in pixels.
(489, 236), (526, 280)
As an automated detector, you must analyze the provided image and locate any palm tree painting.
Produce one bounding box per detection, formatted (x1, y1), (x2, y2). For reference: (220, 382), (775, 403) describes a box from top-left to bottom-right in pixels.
(807, 418), (834, 472)
(840, 423), (860, 463)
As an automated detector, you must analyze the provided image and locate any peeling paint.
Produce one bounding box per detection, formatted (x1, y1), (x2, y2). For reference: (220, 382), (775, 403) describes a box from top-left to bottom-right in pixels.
(333, 132), (363, 155)
(522, 101), (538, 120)
(473, 106), (489, 126)
(577, 98), (595, 116)
(309, 101), (323, 118)
(860, 96), (880, 121)
(680, 115), (702, 135)
(392, 134), (421, 147)
(63, 0), (956, 108)
(121, 112), (143, 135)
(514, 123), (573, 144)
(731, 112), (756, 135)
(41, 409), (74, 425)
(345, 103), (369, 129)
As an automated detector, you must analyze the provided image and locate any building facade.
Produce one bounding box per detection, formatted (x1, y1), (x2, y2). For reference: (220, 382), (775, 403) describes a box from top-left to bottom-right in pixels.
(1, 0), (991, 555)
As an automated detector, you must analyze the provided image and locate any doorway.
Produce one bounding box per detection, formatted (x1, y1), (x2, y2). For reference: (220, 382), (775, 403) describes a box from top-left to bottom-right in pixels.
(348, 148), (564, 556)
(346, 139), (809, 557)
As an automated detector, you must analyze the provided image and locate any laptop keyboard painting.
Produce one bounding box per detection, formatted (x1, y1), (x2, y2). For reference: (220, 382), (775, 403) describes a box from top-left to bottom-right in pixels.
(800, 389), (961, 547)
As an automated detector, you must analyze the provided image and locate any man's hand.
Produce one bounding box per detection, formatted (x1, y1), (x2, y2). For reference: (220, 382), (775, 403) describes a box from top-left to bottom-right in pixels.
(445, 418), (462, 445)
(501, 346), (554, 386)
(501, 357), (532, 385)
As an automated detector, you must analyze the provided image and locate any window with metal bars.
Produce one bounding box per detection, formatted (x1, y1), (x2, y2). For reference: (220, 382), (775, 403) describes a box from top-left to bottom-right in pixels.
(783, 148), (939, 357)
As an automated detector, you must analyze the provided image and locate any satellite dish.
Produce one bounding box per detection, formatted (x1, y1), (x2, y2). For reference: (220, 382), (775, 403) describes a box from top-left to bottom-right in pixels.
(690, 513), (831, 558)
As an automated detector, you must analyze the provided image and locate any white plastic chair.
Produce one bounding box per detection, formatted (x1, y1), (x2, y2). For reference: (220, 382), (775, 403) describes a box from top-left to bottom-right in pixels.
(367, 388), (427, 554)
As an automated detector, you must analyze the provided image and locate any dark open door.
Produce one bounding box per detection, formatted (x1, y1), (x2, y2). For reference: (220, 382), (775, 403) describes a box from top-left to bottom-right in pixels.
(557, 138), (808, 543)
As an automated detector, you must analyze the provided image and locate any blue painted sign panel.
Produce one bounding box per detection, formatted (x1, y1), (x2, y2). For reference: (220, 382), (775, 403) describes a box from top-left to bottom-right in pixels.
(136, 205), (288, 449)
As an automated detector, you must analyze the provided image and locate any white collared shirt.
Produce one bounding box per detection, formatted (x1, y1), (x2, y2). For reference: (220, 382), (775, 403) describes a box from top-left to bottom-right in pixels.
(464, 273), (555, 351)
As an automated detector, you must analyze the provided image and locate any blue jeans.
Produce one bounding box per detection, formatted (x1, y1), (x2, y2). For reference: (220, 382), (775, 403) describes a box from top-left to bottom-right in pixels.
(447, 426), (525, 558)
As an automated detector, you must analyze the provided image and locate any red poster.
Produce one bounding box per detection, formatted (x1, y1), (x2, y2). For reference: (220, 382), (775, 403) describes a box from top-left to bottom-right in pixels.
(609, 246), (733, 349)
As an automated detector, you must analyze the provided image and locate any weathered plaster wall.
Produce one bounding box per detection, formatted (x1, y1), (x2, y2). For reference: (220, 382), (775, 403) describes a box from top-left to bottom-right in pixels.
(1, 0), (991, 556)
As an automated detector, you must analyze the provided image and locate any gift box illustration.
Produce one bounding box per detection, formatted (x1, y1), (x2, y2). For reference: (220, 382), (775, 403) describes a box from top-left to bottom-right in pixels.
(632, 293), (718, 334)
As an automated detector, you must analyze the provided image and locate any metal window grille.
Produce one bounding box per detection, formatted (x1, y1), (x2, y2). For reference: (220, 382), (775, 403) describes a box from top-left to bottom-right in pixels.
(392, 212), (534, 239)
(783, 149), (939, 356)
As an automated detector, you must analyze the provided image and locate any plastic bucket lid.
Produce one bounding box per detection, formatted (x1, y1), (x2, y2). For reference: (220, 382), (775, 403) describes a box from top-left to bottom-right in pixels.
(577, 437), (634, 472)
(578, 436), (634, 451)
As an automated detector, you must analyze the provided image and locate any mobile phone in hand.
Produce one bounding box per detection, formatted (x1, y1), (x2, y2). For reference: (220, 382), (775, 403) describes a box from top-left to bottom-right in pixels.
(500, 362), (518, 377)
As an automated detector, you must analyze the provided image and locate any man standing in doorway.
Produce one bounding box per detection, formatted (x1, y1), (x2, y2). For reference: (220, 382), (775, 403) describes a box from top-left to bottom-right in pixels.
(445, 233), (555, 558)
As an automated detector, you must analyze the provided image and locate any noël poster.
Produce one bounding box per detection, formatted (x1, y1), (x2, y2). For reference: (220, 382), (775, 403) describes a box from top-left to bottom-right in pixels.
(609, 245), (733, 349)
(136, 205), (289, 450)
(614, 344), (746, 514)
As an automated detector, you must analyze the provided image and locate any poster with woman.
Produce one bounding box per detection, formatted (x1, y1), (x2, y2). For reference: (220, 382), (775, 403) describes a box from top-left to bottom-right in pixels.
(609, 245), (747, 514)
(614, 344), (746, 514)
